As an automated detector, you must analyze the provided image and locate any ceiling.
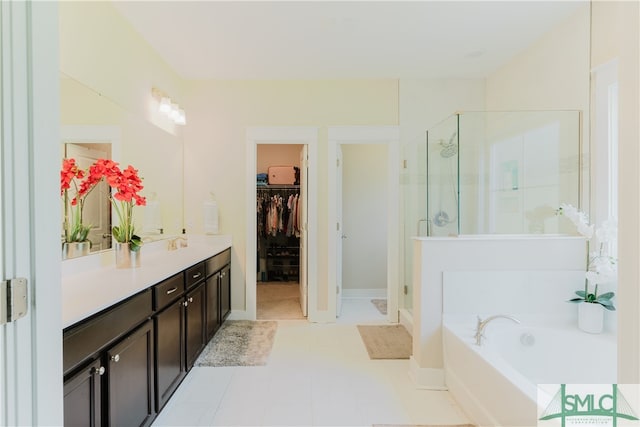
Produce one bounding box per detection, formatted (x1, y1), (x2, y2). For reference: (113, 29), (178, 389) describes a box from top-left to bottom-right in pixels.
(112, 1), (585, 80)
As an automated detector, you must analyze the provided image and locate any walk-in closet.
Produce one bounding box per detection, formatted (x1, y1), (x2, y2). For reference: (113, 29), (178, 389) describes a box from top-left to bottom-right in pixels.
(256, 144), (306, 319)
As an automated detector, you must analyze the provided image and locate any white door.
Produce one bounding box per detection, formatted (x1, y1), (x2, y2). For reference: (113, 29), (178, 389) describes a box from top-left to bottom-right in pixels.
(65, 143), (112, 251)
(336, 145), (344, 317)
(1, 2), (62, 425)
(299, 146), (308, 316)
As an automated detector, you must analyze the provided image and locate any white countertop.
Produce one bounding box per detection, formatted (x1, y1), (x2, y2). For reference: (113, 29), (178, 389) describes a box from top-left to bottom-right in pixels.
(61, 234), (232, 329)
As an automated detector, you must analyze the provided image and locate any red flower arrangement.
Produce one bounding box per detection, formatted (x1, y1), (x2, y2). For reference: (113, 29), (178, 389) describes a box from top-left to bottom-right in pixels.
(61, 158), (92, 243)
(61, 158), (146, 251)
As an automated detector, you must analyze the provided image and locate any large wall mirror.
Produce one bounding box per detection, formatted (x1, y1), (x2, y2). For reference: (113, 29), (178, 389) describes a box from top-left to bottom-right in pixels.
(60, 72), (184, 256)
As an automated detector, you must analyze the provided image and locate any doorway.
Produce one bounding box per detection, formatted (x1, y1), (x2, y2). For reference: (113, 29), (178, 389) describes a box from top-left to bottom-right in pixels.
(328, 126), (400, 323)
(245, 127), (318, 321)
(256, 144), (305, 319)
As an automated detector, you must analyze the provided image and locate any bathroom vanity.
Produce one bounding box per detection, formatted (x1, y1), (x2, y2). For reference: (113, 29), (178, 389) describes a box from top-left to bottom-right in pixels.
(61, 236), (232, 427)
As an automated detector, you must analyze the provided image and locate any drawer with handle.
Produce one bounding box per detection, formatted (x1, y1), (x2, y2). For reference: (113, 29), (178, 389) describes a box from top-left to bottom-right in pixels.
(185, 262), (205, 290)
(153, 273), (185, 310)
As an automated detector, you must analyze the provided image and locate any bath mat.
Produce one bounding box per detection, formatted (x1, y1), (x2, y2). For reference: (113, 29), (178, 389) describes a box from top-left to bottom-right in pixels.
(195, 320), (277, 367)
(357, 324), (411, 359)
(371, 298), (388, 315)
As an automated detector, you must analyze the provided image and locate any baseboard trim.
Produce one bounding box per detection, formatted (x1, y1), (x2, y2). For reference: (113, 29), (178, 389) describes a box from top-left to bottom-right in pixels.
(399, 308), (413, 336)
(227, 310), (251, 321)
(408, 357), (447, 390)
(342, 288), (386, 299)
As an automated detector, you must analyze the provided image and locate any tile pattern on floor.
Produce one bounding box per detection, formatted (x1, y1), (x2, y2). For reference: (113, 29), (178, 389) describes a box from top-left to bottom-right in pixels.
(152, 299), (470, 427)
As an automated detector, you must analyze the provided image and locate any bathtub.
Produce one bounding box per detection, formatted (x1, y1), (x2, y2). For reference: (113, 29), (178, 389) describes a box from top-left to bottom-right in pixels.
(443, 316), (617, 426)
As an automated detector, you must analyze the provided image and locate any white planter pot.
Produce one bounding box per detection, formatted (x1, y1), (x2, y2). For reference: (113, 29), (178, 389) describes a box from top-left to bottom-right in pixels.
(578, 302), (604, 334)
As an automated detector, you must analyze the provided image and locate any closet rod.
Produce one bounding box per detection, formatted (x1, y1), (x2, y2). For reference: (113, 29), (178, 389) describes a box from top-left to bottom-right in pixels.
(256, 185), (299, 190)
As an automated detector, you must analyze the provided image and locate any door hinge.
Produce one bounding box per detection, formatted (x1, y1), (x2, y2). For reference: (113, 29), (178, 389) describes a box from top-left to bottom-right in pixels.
(403, 159), (408, 169)
(336, 158), (340, 167)
(336, 222), (340, 231)
(336, 286), (340, 295)
(0, 278), (28, 325)
(403, 285), (408, 295)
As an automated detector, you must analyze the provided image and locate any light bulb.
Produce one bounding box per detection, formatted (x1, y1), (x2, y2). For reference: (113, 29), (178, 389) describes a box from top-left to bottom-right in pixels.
(159, 97), (171, 113)
(175, 109), (186, 125)
(169, 104), (180, 120)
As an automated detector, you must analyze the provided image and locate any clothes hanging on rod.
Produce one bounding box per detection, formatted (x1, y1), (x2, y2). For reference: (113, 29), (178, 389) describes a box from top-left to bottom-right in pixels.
(257, 186), (301, 238)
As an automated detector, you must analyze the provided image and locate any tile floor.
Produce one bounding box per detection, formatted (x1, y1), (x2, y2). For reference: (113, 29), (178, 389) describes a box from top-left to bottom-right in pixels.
(152, 299), (471, 427)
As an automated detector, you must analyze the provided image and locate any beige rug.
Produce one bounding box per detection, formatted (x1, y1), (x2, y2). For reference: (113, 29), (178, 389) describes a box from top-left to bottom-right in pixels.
(371, 298), (388, 315)
(195, 320), (277, 367)
(357, 324), (412, 359)
(257, 282), (305, 320)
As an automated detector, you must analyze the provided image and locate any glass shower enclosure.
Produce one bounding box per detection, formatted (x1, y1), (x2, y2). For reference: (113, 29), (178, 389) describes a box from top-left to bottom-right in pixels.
(402, 110), (582, 312)
(426, 110), (582, 236)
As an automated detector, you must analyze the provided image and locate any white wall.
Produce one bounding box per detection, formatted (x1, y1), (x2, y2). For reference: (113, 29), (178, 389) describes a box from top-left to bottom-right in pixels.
(183, 80), (399, 316)
(342, 144), (388, 293)
(257, 144), (301, 174)
(591, 0), (640, 384)
(485, 4), (590, 209)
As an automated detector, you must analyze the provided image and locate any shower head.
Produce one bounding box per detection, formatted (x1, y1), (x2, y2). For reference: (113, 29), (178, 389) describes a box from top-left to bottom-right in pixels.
(440, 143), (458, 158)
(439, 131), (458, 158)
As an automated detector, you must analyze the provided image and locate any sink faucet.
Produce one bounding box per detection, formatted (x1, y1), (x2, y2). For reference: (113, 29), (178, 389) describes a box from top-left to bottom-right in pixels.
(474, 314), (521, 346)
(167, 236), (188, 251)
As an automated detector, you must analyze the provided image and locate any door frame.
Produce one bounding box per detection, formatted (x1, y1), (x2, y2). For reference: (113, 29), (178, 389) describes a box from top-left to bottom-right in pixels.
(245, 127), (318, 321)
(328, 126), (400, 322)
(1, 2), (63, 424)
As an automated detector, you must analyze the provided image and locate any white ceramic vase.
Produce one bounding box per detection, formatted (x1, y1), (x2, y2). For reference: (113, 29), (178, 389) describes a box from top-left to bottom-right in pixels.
(578, 302), (604, 334)
(114, 242), (141, 269)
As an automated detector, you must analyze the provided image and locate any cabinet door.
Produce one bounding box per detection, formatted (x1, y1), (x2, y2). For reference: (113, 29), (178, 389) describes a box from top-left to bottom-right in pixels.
(219, 265), (231, 322)
(63, 359), (103, 427)
(185, 282), (206, 370)
(107, 320), (155, 427)
(206, 273), (220, 341)
(154, 299), (185, 412)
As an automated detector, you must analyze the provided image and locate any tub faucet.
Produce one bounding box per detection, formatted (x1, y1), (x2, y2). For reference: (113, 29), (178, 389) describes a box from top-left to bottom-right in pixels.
(474, 314), (521, 346)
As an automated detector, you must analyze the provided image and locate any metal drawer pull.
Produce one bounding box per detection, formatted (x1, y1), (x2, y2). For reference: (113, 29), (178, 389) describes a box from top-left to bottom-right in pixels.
(183, 301), (189, 307)
(166, 287), (178, 295)
(188, 297), (193, 303)
(111, 354), (120, 363)
(192, 272), (202, 279)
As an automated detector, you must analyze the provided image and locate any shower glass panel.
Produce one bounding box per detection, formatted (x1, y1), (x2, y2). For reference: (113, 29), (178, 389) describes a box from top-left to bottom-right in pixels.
(401, 136), (428, 312)
(426, 111), (581, 235)
(426, 114), (460, 236)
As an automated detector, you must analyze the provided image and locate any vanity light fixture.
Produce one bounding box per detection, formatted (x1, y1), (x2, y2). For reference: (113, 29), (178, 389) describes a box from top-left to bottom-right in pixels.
(152, 87), (186, 126)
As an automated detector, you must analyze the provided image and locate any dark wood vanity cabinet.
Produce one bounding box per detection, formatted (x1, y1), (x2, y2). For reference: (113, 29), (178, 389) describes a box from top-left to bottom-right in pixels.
(63, 248), (231, 426)
(154, 297), (185, 412)
(205, 248), (231, 340)
(106, 320), (155, 427)
(219, 264), (231, 322)
(63, 358), (102, 427)
(184, 281), (206, 370)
